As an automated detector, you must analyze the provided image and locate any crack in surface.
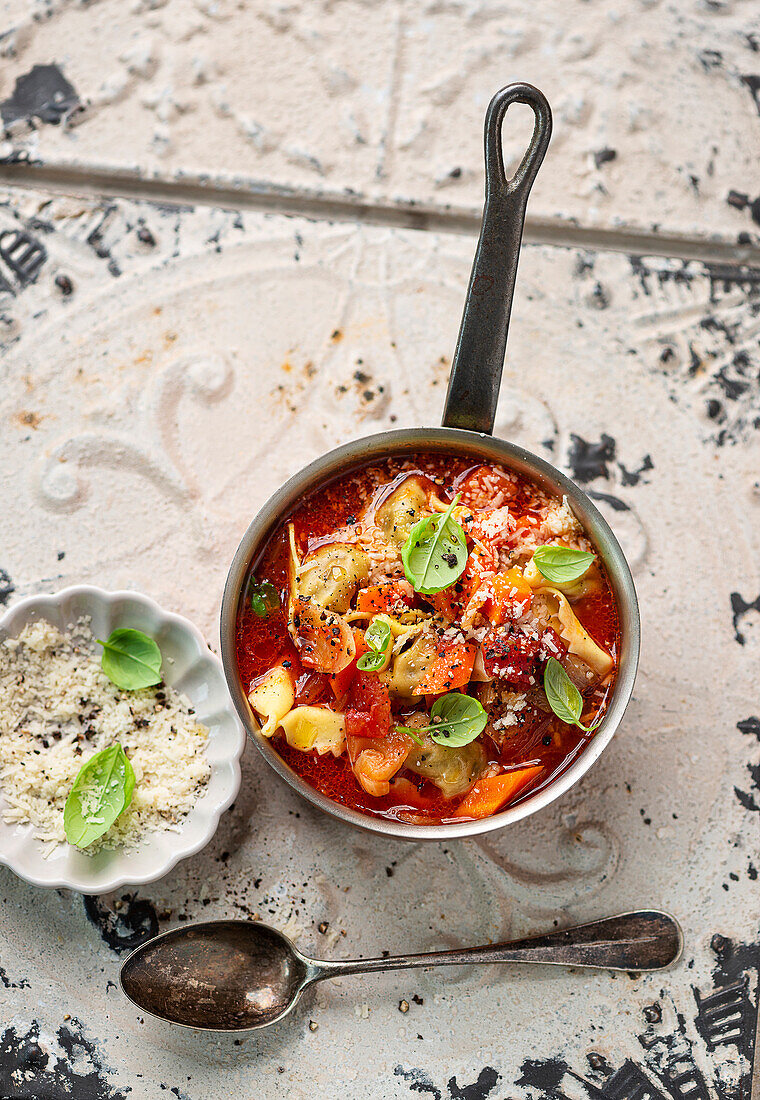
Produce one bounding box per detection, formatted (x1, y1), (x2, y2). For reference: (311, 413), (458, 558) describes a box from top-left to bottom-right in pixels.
(1, 162), (760, 268)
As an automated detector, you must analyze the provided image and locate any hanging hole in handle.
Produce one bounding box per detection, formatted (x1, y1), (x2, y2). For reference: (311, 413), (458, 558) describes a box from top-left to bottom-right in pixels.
(499, 102), (538, 186)
(484, 83), (552, 200)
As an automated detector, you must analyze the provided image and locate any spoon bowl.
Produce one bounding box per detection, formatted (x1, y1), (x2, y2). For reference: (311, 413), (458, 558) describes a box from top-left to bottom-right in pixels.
(120, 910), (683, 1032)
(120, 920), (312, 1030)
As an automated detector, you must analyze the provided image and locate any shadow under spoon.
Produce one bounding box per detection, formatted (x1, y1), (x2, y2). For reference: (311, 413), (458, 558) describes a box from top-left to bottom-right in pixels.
(119, 909), (682, 1032)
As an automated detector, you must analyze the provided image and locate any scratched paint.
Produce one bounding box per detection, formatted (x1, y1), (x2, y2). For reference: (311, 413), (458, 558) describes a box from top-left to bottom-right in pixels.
(0, 1020), (126, 1100)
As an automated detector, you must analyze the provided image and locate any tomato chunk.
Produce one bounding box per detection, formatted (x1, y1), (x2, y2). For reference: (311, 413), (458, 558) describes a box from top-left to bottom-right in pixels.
(414, 638), (477, 695)
(291, 599), (355, 674)
(481, 629), (541, 688)
(328, 629), (368, 700)
(456, 765), (542, 819)
(387, 776), (439, 810)
(294, 671), (327, 706)
(456, 465), (517, 509)
(344, 672), (392, 739)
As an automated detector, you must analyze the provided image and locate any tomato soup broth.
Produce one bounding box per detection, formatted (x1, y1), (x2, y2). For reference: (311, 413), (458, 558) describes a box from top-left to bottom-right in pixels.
(235, 454), (619, 825)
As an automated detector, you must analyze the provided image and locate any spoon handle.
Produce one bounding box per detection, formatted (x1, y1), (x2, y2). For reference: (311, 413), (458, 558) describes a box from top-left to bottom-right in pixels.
(308, 911), (682, 983)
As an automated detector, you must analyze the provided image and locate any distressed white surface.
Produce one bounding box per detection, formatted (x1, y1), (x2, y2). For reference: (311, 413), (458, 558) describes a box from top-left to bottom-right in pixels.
(0, 0), (759, 243)
(0, 192), (757, 1098)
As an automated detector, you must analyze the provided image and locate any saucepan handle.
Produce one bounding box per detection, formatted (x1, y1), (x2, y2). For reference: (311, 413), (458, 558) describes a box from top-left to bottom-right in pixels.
(442, 83), (552, 435)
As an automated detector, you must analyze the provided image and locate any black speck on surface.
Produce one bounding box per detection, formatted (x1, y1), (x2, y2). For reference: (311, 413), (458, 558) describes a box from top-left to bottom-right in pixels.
(566, 434), (616, 482)
(586, 1052), (612, 1073)
(618, 454), (653, 487)
(593, 147), (617, 168)
(589, 281), (610, 309)
(727, 189), (749, 210)
(54, 273), (73, 296)
(734, 715), (760, 812)
(699, 49), (723, 70)
(740, 73), (760, 116)
(85, 208), (121, 278)
(574, 253), (595, 278)
(516, 1058), (569, 1091)
(136, 225), (156, 247)
(730, 592), (760, 645)
(0, 966), (30, 989)
(587, 489), (630, 513)
(1, 64), (81, 128)
(0, 569), (14, 605)
(83, 893), (159, 954)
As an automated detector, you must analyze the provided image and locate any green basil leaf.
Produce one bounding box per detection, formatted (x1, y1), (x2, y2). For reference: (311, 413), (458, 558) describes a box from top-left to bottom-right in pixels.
(401, 493), (467, 595)
(250, 580), (281, 618)
(357, 648), (385, 672)
(543, 657), (583, 724)
(97, 628), (162, 690)
(356, 618), (391, 671)
(532, 545), (595, 584)
(429, 693), (487, 746)
(365, 618), (391, 652)
(63, 743), (136, 849)
(397, 692), (487, 748)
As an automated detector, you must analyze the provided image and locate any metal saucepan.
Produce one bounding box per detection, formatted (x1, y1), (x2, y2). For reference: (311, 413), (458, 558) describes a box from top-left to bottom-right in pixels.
(220, 83), (640, 840)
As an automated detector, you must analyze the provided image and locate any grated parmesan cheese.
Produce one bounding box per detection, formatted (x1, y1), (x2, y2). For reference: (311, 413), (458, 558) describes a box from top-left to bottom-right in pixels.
(491, 693), (528, 730)
(0, 618), (210, 851)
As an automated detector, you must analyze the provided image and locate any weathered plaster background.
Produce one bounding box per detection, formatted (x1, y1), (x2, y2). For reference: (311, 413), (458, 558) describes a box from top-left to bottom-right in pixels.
(0, 2), (758, 1098)
(2, 0), (760, 248)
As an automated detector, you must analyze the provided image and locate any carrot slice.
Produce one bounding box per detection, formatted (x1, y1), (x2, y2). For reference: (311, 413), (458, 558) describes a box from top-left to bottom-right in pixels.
(414, 639), (476, 695)
(484, 568), (533, 625)
(455, 765), (543, 819)
(356, 583), (413, 616)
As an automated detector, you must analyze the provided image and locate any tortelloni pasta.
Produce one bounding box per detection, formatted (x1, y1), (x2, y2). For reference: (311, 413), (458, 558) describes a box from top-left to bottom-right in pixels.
(382, 627), (438, 703)
(278, 707), (345, 756)
(248, 668), (344, 754)
(248, 666), (294, 737)
(375, 477), (428, 547)
(236, 452), (621, 825)
(286, 528), (358, 674)
(405, 736), (487, 798)
(297, 543), (370, 613)
(533, 588), (613, 678)
(523, 551), (602, 600)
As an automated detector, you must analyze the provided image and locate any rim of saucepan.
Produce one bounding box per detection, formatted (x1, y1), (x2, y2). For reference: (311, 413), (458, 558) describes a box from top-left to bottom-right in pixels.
(220, 427), (640, 841)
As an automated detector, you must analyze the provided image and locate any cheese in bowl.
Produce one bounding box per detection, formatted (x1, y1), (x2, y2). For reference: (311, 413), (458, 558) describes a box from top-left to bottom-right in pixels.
(0, 617), (210, 852)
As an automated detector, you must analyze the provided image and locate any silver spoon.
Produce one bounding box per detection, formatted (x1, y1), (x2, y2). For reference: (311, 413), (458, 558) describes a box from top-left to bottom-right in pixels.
(119, 909), (682, 1031)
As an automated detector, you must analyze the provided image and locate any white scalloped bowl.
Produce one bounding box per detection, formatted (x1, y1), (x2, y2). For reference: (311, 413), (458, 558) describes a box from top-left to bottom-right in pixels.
(0, 586), (245, 894)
